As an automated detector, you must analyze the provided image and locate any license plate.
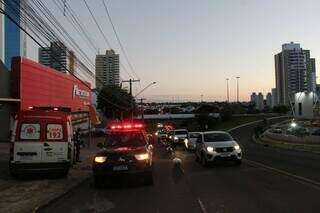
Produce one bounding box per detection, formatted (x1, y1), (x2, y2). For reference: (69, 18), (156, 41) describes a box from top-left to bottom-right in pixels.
(113, 165), (128, 171)
(20, 155), (34, 161)
(220, 153), (231, 157)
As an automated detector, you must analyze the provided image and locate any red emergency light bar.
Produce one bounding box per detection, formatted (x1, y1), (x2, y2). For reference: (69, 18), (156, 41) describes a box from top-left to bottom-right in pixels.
(110, 123), (143, 130)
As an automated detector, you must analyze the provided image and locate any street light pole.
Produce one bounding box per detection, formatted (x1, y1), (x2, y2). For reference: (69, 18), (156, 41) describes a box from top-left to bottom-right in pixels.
(226, 78), (229, 102)
(236, 76), (240, 102)
(134, 82), (156, 98)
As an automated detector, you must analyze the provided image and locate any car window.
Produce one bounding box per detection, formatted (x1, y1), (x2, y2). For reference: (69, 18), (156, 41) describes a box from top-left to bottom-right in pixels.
(175, 130), (188, 135)
(20, 123), (41, 140)
(190, 133), (201, 138)
(204, 133), (233, 142)
(47, 124), (64, 140)
(105, 132), (146, 147)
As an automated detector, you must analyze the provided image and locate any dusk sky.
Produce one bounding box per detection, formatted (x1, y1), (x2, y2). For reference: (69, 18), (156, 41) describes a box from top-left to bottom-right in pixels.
(27, 0), (320, 102)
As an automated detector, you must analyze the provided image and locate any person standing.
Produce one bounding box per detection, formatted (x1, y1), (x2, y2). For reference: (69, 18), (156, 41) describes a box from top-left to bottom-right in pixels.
(74, 128), (81, 163)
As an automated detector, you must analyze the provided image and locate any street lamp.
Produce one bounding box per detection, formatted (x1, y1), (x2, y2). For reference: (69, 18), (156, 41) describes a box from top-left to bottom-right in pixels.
(134, 82), (156, 98)
(236, 76), (240, 102)
(226, 78), (230, 102)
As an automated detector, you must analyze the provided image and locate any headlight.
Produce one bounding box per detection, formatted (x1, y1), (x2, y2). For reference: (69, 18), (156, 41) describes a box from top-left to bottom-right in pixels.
(207, 146), (214, 152)
(174, 136), (178, 140)
(184, 138), (188, 143)
(155, 132), (158, 136)
(135, 153), (149, 160)
(169, 136), (172, 139)
(234, 145), (240, 150)
(94, 156), (107, 163)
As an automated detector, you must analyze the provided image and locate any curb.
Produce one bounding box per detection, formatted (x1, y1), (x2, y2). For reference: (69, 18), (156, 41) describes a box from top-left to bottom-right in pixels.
(33, 174), (91, 213)
(33, 156), (94, 213)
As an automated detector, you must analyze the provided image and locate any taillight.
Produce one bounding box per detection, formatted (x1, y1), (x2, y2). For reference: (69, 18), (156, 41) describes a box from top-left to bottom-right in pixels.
(9, 143), (14, 160)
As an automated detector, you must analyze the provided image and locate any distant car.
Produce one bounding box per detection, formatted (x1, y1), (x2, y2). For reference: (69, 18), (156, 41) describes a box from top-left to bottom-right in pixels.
(195, 131), (242, 166)
(171, 129), (189, 144)
(92, 122), (153, 187)
(271, 127), (282, 134)
(312, 129), (320, 136)
(155, 129), (168, 141)
(185, 132), (202, 150)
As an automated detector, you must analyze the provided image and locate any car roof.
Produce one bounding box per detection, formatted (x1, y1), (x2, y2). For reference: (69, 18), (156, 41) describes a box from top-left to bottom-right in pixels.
(189, 132), (202, 134)
(174, 129), (188, 131)
(203, 131), (230, 134)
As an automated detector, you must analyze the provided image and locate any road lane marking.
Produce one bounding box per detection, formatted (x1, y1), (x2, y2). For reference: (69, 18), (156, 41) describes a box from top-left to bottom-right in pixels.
(197, 198), (208, 213)
(244, 159), (320, 191)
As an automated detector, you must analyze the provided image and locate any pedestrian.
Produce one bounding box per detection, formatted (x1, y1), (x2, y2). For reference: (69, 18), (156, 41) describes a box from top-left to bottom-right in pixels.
(74, 128), (82, 163)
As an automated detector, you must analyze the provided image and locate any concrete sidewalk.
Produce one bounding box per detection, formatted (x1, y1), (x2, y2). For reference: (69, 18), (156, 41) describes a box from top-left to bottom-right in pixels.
(0, 137), (103, 213)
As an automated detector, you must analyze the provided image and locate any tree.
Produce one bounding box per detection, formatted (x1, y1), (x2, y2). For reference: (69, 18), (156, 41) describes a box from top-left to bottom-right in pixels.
(97, 85), (136, 119)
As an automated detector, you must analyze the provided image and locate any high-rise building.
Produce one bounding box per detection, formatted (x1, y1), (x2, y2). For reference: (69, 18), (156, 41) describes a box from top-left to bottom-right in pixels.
(3, 0), (27, 69)
(274, 42), (316, 105)
(310, 58), (317, 92)
(95, 49), (120, 89)
(39, 41), (75, 73)
(266, 92), (272, 108)
(257, 92), (264, 110)
(271, 88), (278, 108)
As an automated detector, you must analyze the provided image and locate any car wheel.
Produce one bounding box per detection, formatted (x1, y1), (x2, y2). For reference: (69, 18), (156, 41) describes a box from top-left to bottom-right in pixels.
(201, 153), (208, 167)
(144, 171), (153, 185)
(94, 176), (104, 188)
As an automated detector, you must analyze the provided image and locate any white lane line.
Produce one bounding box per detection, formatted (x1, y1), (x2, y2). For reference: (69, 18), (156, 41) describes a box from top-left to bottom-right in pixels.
(244, 159), (320, 191)
(227, 116), (289, 132)
(197, 198), (208, 213)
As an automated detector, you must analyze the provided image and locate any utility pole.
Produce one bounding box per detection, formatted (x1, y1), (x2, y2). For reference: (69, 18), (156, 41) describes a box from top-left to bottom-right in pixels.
(236, 76), (240, 103)
(122, 79), (140, 119)
(226, 78), (229, 102)
(122, 79), (140, 96)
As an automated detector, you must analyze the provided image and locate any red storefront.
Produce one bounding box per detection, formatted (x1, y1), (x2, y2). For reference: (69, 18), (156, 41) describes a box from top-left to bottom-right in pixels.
(11, 57), (91, 111)
(10, 57), (94, 129)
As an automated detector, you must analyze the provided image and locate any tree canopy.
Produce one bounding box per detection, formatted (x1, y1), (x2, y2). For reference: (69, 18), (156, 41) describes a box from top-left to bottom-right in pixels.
(97, 85), (136, 119)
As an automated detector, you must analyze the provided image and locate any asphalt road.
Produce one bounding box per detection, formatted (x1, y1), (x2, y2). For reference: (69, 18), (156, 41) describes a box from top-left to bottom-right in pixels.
(40, 120), (320, 213)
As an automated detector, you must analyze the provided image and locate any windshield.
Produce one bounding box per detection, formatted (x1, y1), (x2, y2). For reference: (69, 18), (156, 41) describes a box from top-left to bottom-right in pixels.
(175, 130), (188, 135)
(189, 133), (201, 138)
(204, 133), (233, 142)
(105, 132), (146, 147)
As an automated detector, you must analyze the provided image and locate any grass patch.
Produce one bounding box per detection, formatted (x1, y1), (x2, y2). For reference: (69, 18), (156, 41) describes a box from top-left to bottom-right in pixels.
(256, 136), (320, 154)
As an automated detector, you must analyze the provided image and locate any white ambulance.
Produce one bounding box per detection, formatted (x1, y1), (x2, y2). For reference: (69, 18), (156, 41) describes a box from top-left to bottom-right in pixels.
(9, 109), (74, 176)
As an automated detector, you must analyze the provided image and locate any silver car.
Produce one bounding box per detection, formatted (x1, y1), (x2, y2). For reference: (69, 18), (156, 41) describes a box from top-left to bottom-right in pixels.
(185, 132), (202, 150)
(195, 131), (242, 166)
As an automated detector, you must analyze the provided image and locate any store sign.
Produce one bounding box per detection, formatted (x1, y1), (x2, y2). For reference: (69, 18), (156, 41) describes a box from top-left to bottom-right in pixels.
(73, 85), (90, 99)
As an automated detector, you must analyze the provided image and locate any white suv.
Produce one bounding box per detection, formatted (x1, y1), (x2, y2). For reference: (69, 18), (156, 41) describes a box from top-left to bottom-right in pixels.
(195, 131), (242, 166)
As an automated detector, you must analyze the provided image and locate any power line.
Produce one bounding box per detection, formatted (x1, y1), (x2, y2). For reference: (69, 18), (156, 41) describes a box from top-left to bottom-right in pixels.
(0, 0), (130, 111)
(101, 0), (140, 79)
(82, 0), (135, 79)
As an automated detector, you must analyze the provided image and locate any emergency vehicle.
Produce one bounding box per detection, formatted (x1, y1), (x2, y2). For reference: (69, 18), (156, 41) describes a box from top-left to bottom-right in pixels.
(92, 122), (154, 187)
(9, 108), (74, 176)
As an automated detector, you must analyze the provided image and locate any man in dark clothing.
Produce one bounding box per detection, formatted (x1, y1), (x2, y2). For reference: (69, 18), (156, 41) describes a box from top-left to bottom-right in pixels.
(74, 128), (81, 163)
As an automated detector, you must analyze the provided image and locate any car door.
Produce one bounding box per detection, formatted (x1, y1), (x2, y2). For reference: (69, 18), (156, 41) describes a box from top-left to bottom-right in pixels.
(195, 134), (204, 157)
(41, 123), (69, 163)
(13, 122), (43, 163)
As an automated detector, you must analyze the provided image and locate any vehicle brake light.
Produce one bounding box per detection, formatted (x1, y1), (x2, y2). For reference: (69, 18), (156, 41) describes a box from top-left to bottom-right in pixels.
(110, 123), (143, 130)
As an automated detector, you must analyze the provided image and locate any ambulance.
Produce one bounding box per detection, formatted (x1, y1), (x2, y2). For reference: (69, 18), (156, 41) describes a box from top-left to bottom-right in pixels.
(9, 108), (74, 176)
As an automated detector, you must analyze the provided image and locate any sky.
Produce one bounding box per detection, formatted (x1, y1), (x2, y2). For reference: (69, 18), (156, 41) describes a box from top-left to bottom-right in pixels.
(27, 0), (320, 102)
